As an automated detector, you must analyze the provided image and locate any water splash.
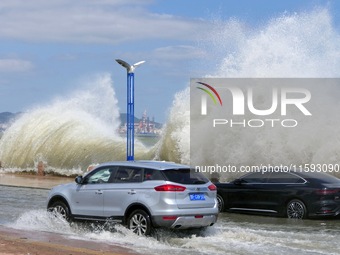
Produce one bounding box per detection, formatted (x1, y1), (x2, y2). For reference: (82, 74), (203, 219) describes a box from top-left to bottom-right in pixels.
(8, 209), (340, 255)
(0, 74), (152, 174)
(206, 8), (340, 78)
(159, 8), (340, 178)
(155, 87), (190, 164)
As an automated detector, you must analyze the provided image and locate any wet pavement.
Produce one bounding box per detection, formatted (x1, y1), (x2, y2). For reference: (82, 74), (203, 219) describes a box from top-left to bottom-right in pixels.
(0, 173), (73, 189)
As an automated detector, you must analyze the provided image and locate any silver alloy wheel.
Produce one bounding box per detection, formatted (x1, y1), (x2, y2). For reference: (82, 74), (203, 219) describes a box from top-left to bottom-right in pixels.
(129, 213), (148, 235)
(287, 200), (306, 219)
(49, 201), (69, 221)
(53, 205), (67, 218)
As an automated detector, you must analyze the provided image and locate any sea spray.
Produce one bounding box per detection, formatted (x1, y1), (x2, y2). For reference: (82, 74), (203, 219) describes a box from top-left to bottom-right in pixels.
(0, 74), (151, 173)
(165, 8), (340, 178)
(209, 8), (340, 78)
(154, 88), (190, 164)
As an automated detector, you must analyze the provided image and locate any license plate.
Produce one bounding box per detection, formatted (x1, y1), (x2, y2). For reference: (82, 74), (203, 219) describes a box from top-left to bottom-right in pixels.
(190, 193), (205, 201)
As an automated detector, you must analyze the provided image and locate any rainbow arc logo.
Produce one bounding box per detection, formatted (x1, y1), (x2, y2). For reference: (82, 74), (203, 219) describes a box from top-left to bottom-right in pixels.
(196, 82), (222, 115)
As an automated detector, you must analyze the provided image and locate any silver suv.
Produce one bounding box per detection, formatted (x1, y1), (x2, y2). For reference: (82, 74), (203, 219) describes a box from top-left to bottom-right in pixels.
(47, 161), (218, 235)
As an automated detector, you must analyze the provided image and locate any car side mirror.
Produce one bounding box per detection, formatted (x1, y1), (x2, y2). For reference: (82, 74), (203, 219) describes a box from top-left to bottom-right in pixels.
(75, 176), (83, 184)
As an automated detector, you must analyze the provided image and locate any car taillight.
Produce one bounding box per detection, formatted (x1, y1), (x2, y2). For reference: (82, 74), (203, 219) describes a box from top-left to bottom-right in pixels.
(316, 189), (338, 195)
(154, 184), (186, 192)
(208, 184), (217, 191)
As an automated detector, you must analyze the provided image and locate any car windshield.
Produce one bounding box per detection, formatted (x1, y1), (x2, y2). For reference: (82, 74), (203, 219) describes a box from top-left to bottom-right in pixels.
(162, 168), (209, 184)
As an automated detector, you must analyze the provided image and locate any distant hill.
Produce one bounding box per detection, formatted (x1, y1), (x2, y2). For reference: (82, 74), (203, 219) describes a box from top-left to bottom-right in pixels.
(0, 112), (17, 123)
(0, 112), (21, 133)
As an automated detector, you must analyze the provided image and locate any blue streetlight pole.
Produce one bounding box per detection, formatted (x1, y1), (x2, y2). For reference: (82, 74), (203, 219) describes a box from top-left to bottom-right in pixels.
(116, 59), (145, 161)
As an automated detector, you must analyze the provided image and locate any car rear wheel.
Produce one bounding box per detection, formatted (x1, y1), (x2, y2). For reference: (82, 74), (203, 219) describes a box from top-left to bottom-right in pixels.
(48, 201), (70, 221)
(127, 209), (152, 236)
(217, 194), (225, 212)
(286, 199), (307, 219)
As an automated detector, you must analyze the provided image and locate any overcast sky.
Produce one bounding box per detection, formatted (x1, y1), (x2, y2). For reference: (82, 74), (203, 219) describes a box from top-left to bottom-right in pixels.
(1, 0), (339, 122)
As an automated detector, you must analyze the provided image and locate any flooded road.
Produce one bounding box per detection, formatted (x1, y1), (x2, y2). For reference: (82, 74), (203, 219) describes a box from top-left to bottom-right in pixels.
(1, 185), (339, 255)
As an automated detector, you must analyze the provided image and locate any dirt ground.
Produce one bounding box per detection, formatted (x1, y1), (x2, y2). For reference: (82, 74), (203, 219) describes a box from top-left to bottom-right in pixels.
(0, 225), (138, 255)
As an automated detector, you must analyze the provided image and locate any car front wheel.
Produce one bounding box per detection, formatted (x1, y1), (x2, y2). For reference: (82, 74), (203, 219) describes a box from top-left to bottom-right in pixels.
(48, 201), (70, 221)
(286, 199), (307, 219)
(127, 209), (152, 236)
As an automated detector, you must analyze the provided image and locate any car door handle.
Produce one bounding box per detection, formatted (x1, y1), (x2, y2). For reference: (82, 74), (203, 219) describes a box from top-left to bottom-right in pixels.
(95, 190), (103, 195)
(128, 190), (136, 195)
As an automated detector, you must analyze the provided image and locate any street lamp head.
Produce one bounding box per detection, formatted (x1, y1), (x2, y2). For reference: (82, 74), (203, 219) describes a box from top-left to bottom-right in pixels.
(115, 59), (130, 70)
(116, 59), (145, 73)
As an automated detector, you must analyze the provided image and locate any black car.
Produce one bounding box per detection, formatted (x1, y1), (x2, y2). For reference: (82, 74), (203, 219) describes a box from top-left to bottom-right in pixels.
(215, 171), (340, 219)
